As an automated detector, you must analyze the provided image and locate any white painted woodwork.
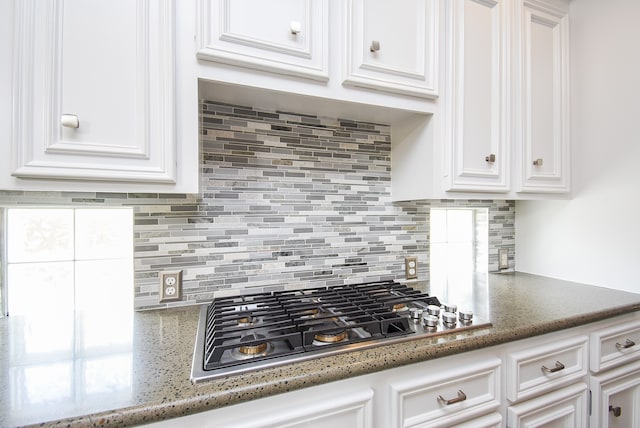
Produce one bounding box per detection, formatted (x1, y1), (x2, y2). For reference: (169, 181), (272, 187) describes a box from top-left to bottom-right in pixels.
(388, 357), (501, 428)
(516, 0), (570, 193)
(444, 0), (509, 192)
(589, 318), (640, 373)
(506, 334), (588, 402)
(11, 0), (178, 184)
(589, 359), (640, 428)
(196, 0), (329, 81)
(506, 382), (588, 428)
(451, 412), (502, 428)
(342, 0), (439, 98)
(146, 387), (374, 428)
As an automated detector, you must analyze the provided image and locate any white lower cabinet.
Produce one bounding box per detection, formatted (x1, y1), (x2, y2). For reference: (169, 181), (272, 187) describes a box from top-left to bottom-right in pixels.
(506, 382), (588, 428)
(387, 356), (501, 428)
(145, 386), (374, 428)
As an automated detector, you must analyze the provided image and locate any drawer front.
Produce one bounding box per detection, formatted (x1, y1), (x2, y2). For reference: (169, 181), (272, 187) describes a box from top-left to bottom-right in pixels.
(451, 412), (502, 428)
(506, 335), (588, 402)
(389, 357), (501, 428)
(507, 382), (588, 428)
(590, 319), (640, 373)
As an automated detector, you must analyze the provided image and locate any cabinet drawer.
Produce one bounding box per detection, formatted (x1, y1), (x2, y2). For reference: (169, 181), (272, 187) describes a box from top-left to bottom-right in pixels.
(389, 357), (500, 428)
(451, 412), (502, 428)
(507, 382), (588, 428)
(506, 335), (588, 402)
(590, 318), (640, 373)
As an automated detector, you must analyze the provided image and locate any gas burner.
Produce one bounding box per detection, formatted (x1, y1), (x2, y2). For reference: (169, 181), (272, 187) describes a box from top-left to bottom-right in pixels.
(237, 315), (258, 327)
(313, 329), (348, 345)
(299, 308), (320, 318)
(230, 334), (273, 360)
(392, 303), (409, 312)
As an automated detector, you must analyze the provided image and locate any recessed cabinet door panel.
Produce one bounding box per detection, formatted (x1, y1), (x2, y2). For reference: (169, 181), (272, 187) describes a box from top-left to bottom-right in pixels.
(343, 0), (438, 98)
(518, 2), (570, 193)
(197, 0), (329, 81)
(507, 383), (588, 428)
(12, 0), (177, 183)
(590, 360), (640, 428)
(445, 0), (509, 192)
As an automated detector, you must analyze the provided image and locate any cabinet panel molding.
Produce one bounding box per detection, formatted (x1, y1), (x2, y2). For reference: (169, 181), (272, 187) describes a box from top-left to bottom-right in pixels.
(196, 0), (329, 81)
(342, 0), (439, 98)
(444, 0), (510, 192)
(517, 0), (570, 193)
(11, 0), (177, 183)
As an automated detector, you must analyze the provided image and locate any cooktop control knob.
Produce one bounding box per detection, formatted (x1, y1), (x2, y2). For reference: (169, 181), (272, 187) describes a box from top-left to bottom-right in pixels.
(442, 311), (457, 326)
(459, 309), (473, 324)
(426, 304), (441, 317)
(409, 308), (423, 321)
(443, 303), (457, 313)
(422, 314), (439, 329)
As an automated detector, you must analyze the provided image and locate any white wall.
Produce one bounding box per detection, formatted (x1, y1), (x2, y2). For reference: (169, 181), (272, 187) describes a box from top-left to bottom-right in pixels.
(515, 0), (640, 293)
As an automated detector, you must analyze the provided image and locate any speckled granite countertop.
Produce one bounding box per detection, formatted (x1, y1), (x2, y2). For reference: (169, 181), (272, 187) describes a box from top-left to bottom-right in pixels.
(2, 272), (640, 427)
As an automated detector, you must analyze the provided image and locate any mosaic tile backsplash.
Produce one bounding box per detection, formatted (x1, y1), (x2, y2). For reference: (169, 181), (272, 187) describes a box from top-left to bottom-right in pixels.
(0, 101), (515, 310)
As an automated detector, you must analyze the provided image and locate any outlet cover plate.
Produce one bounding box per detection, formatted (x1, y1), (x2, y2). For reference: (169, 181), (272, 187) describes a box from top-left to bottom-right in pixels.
(405, 256), (418, 279)
(498, 249), (509, 270)
(160, 270), (182, 303)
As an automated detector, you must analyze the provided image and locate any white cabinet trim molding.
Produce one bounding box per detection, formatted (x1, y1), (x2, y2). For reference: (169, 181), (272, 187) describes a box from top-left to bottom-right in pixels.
(196, 0), (329, 82)
(342, 0), (439, 98)
(11, 0), (177, 183)
(517, 0), (570, 193)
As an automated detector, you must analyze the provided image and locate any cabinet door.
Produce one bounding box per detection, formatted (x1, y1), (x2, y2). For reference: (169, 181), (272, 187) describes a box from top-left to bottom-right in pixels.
(343, 0), (438, 98)
(507, 382), (588, 428)
(590, 360), (640, 428)
(444, 0), (509, 192)
(516, 0), (570, 193)
(11, 0), (177, 184)
(197, 0), (329, 81)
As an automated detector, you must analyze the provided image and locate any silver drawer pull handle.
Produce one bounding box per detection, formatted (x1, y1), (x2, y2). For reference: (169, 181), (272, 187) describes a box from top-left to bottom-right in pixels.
(609, 405), (622, 417)
(437, 390), (467, 406)
(541, 361), (565, 373)
(615, 339), (635, 350)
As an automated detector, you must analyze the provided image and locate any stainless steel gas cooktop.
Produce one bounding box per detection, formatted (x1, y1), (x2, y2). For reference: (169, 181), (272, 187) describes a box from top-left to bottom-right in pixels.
(191, 280), (491, 383)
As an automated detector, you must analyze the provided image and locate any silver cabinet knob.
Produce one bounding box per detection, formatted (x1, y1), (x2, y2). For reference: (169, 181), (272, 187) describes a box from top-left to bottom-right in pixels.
(370, 40), (380, 52)
(290, 21), (301, 35)
(609, 405), (622, 417)
(61, 114), (79, 129)
(532, 158), (543, 166)
(485, 154), (496, 163)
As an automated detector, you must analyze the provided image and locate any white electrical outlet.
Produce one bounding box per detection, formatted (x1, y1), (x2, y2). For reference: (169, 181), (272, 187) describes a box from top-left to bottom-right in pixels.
(405, 256), (418, 279)
(160, 270), (182, 303)
(499, 249), (509, 270)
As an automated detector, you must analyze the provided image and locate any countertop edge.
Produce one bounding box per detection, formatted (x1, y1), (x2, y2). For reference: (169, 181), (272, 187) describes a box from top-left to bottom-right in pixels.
(21, 303), (640, 428)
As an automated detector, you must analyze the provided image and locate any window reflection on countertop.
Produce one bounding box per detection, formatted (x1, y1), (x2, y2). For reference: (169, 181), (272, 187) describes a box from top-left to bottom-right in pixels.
(5, 293), (133, 426)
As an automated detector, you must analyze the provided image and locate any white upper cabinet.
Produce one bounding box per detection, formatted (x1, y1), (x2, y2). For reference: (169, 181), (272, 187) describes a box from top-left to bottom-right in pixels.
(10, 0), (182, 187)
(196, 0), (329, 81)
(342, 0), (439, 98)
(516, 0), (570, 193)
(444, 0), (509, 192)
